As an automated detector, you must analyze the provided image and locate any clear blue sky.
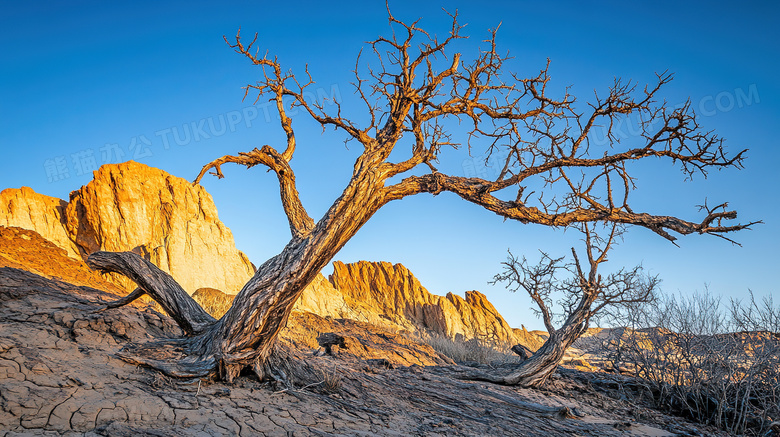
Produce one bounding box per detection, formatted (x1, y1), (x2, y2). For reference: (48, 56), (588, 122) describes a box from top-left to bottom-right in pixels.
(1, 1), (778, 330)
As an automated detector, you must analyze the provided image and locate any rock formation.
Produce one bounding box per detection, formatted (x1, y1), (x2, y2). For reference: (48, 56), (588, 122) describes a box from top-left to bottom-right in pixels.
(0, 187), (80, 258)
(295, 273), (350, 318)
(64, 161), (255, 293)
(0, 161), (255, 294)
(0, 226), (123, 293)
(295, 260), (529, 347)
(1, 161), (536, 348)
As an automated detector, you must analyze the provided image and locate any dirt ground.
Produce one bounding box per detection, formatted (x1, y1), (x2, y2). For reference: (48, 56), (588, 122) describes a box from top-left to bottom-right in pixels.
(0, 227), (728, 436)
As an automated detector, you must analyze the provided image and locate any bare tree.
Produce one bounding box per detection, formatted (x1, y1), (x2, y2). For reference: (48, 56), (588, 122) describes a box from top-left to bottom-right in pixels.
(487, 223), (659, 387)
(85, 8), (756, 383)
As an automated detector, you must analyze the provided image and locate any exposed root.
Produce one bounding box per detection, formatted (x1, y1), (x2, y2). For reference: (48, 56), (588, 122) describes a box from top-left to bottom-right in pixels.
(253, 344), (324, 391)
(93, 287), (147, 312)
(449, 366), (508, 384)
(116, 338), (216, 379)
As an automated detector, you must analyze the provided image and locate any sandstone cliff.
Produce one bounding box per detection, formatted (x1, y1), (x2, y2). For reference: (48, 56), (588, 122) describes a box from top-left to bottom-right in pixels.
(0, 187), (80, 258)
(64, 161), (255, 293)
(0, 161), (255, 294)
(295, 260), (526, 346)
(1, 162), (532, 348)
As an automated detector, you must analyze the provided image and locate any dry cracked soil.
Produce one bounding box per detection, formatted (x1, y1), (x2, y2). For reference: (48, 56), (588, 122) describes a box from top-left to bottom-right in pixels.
(0, 227), (727, 436)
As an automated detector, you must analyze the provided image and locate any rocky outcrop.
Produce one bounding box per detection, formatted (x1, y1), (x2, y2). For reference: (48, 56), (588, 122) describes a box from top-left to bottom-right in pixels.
(0, 187), (80, 258)
(64, 161), (255, 294)
(1, 161), (530, 347)
(294, 273), (349, 318)
(321, 260), (524, 346)
(0, 226), (123, 293)
(0, 161), (255, 294)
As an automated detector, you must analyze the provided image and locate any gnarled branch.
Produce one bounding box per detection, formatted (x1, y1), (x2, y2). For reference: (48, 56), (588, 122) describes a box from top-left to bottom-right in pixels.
(194, 146), (315, 239)
(86, 251), (216, 335)
(383, 172), (758, 243)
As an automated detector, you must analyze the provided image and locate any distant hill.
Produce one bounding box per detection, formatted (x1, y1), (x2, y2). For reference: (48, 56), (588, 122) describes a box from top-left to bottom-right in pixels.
(0, 161), (545, 349)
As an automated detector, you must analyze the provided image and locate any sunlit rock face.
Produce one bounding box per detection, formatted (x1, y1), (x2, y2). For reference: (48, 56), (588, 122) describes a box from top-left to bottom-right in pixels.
(296, 260), (527, 346)
(294, 273), (349, 318)
(1, 161), (534, 348)
(0, 161), (255, 295)
(0, 187), (80, 259)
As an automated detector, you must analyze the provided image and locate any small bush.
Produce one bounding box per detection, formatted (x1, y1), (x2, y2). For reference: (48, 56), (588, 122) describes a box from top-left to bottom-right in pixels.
(422, 334), (521, 365)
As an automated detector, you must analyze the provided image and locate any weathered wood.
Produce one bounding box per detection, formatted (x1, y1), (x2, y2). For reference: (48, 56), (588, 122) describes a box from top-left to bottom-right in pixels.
(86, 251), (216, 335)
(96, 287), (146, 310)
(511, 344), (533, 360)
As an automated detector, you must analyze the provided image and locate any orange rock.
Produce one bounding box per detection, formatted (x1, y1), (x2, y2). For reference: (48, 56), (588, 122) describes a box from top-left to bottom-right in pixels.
(0, 187), (79, 258)
(0, 161), (255, 294)
(318, 260), (528, 347)
(64, 161), (255, 294)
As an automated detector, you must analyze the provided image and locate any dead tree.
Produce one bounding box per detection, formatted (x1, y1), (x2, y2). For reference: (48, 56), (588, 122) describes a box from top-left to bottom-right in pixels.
(85, 7), (757, 383)
(489, 223), (660, 387)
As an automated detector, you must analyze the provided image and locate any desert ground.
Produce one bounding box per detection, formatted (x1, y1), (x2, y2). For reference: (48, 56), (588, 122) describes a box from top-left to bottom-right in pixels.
(0, 225), (730, 436)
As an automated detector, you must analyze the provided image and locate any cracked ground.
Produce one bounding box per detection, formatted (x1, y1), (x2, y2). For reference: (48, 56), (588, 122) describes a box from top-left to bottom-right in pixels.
(0, 227), (726, 436)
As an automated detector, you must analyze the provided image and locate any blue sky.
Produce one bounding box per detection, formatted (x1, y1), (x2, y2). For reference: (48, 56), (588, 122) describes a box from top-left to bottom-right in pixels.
(1, 1), (778, 330)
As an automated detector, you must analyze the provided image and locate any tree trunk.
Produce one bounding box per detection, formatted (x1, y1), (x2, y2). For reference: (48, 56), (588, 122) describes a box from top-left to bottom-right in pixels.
(501, 298), (593, 388)
(88, 166), (389, 382)
(502, 323), (584, 387)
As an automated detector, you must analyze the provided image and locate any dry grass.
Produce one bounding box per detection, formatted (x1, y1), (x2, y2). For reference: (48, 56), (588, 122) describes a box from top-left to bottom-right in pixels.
(321, 366), (342, 393)
(192, 287), (234, 319)
(422, 334), (521, 365)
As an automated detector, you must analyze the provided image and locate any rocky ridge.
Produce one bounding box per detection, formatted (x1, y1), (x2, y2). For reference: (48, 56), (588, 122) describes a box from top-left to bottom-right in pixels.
(296, 261), (537, 347)
(0, 161), (255, 294)
(0, 186), (79, 258)
(1, 161), (540, 348)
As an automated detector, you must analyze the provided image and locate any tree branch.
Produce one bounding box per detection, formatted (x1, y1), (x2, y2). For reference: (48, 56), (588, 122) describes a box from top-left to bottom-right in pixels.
(383, 172), (758, 243)
(227, 29), (369, 145)
(194, 146), (315, 239)
(86, 251), (216, 335)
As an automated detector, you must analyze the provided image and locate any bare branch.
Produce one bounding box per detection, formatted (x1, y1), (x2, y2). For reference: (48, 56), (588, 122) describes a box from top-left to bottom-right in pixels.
(194, 147), (315, 239)
(226, 29), (369, 145)
(384, 172), (757, 243)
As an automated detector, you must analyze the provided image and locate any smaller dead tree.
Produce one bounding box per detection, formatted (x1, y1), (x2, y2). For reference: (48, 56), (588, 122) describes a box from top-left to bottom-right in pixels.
(487, 223), (659, 388)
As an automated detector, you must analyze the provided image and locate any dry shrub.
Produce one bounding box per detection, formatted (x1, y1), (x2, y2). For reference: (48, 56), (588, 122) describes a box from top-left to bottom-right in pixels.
(600, 290), (780, 436)
(422, 334), (521, 366)
(321, 366), (342, 393)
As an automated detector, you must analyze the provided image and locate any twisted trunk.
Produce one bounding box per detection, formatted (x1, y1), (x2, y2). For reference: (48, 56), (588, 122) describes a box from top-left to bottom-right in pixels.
(502, 320), (586, 387)
(502, 293), (596, 387)
(89, 164), (388, 381)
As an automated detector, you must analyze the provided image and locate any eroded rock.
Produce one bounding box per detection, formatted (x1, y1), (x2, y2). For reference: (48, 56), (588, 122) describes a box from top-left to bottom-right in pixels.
(0, 162), (256, 295)
(0, 187), (79, 258)
(323, 260), (534, 347)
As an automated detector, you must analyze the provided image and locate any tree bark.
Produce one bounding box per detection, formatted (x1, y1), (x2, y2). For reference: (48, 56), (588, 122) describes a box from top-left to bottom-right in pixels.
(87, 251), (215, 335)
(90, 163), (389, 381)
(502, 322), (585, 387)
(501, 291), (595, 387)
